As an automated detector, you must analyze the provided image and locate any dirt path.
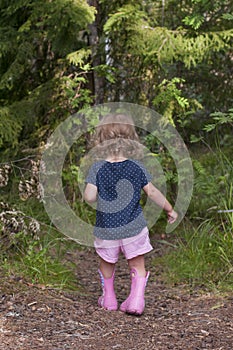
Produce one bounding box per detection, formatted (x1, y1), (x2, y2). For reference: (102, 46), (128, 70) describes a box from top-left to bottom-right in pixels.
(1, 237), (233, 350)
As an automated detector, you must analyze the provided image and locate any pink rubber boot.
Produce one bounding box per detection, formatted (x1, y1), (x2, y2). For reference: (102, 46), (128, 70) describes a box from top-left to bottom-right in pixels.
(120, 268), (150, 315)
(98, 269), (118, 311)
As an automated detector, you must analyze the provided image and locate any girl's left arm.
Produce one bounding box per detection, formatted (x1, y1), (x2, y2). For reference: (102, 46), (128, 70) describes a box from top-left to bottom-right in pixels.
(84, 183), (98, 203)
(143, 182), (178, 223)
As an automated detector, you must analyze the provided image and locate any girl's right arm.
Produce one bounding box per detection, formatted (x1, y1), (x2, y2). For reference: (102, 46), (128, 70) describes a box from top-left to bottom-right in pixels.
(84, 183), (98, 203)
(143, 182), (178, 224)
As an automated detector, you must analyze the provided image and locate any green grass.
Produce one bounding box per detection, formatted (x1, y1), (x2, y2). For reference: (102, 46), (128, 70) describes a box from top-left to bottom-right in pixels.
(153, 144), (233, 292)
(155, 214), (233, 291)
(0, 184), (84, 290)
(0, 227), (81, 290)
(189, 146), (233, 219)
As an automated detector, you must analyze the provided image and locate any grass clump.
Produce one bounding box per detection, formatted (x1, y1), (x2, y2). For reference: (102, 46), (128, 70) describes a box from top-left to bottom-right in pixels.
(158, 212), (233, 291)
(0, 226), (80, 291)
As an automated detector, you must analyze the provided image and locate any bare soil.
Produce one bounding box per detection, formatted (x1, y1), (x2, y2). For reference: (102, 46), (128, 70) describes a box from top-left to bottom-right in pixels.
(1, 235), (233, 350)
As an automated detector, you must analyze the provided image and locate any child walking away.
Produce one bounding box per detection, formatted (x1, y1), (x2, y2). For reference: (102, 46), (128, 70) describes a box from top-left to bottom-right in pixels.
(84, 114), (178, 315)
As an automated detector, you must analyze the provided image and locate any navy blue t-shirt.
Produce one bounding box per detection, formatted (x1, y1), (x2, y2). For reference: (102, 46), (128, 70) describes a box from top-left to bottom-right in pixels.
(86, 159), (152, 240)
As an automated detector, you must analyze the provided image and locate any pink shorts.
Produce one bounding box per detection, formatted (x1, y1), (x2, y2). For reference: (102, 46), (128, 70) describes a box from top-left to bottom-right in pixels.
(94, 227), (153, 263)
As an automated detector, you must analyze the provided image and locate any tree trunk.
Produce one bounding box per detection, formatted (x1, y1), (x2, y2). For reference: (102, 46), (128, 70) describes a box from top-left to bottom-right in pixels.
(87, 0), (106, 105)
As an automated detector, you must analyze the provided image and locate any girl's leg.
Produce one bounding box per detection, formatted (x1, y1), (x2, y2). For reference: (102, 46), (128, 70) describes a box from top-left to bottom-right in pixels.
(127, 254), (146, 277)
(99, 257), (116, 278)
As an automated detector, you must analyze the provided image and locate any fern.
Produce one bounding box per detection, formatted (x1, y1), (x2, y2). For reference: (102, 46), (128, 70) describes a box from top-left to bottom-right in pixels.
(204, 109), (233, 132)
(153, 77), (202, 125)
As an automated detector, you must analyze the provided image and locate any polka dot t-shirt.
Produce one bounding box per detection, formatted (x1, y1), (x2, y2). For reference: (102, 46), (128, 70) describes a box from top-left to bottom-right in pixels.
(86, 159), (152, 240)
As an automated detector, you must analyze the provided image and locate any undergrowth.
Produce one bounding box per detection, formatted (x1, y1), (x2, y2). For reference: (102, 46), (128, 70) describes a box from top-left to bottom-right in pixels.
(157, 216), (233, 291)
(0, 159), (88, 291)
(0, 222), (81, 290)
(154, 145), (233, 291)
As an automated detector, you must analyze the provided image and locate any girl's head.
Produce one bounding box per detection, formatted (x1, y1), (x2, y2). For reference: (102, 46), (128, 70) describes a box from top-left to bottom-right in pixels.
(92, 114), (143, 159)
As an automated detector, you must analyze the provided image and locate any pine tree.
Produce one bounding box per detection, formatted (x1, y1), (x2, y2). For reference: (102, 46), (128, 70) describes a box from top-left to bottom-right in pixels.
(0, 0), (95, 155)
(97, 0), (233, 127)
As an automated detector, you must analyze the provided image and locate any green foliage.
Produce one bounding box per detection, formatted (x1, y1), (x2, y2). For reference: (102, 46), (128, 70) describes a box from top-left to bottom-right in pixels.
(159, 215), (233, 290)
(183, 13), (205, 30)
(0, 162), (78, 289)
(166, 0), (232, 31)
(204, 108), (233, 132)
(0, 0), (95, 154)
(103, 4), (145, 34)
(189, 147), (233, 218)
(0, 157), (80, 289)
(222, 14), (233, 21)
(104, 3), (233, 68)
(1, 229), (78, 289)
(153, 77), (202, 126)
(67, 48), (92, 69)
(183, 100), (233, 218)
(1, 0), (233, 293)
(99, 0), (232, 130)
(141, 27), (233, 68)
(0, 107), (23, 148)
(154, 138), (232, 291)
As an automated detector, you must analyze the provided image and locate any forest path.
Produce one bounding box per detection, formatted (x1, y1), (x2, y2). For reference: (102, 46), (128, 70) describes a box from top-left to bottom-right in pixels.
(1, 235), (233, 350)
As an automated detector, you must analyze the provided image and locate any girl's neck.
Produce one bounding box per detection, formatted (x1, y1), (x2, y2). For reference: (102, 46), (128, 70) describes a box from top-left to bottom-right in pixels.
(105, 155), (127, 163)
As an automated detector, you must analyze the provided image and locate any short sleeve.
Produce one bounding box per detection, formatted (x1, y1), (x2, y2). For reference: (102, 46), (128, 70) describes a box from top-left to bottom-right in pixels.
(86, 164), (97, 186)
(131, 160), (152, 188)
(85, 161), (105, 186)
(140, 166), (152, 188)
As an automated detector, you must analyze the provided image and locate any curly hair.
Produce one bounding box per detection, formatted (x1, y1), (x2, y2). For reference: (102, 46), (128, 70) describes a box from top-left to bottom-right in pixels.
(91, 114), (143, 160)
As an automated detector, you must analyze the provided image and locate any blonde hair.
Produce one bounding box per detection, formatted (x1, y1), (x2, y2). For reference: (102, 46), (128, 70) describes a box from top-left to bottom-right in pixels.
(91, 114), (143, 159)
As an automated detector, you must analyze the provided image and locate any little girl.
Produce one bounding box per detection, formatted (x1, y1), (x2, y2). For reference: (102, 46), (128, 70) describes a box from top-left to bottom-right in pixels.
(84, 114), (177, 315)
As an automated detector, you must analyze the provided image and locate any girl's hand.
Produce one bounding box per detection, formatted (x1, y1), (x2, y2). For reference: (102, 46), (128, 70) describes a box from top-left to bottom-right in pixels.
(167, 209), (178, 224)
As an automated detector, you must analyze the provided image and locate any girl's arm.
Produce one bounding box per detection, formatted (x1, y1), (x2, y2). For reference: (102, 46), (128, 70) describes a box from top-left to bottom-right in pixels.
(143, 182), (178, 224)
(84, 183), (98, 203)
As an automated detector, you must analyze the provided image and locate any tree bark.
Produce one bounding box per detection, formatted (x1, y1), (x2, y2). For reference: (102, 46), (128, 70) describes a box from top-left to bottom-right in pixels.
(87, 0), (106, 105)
